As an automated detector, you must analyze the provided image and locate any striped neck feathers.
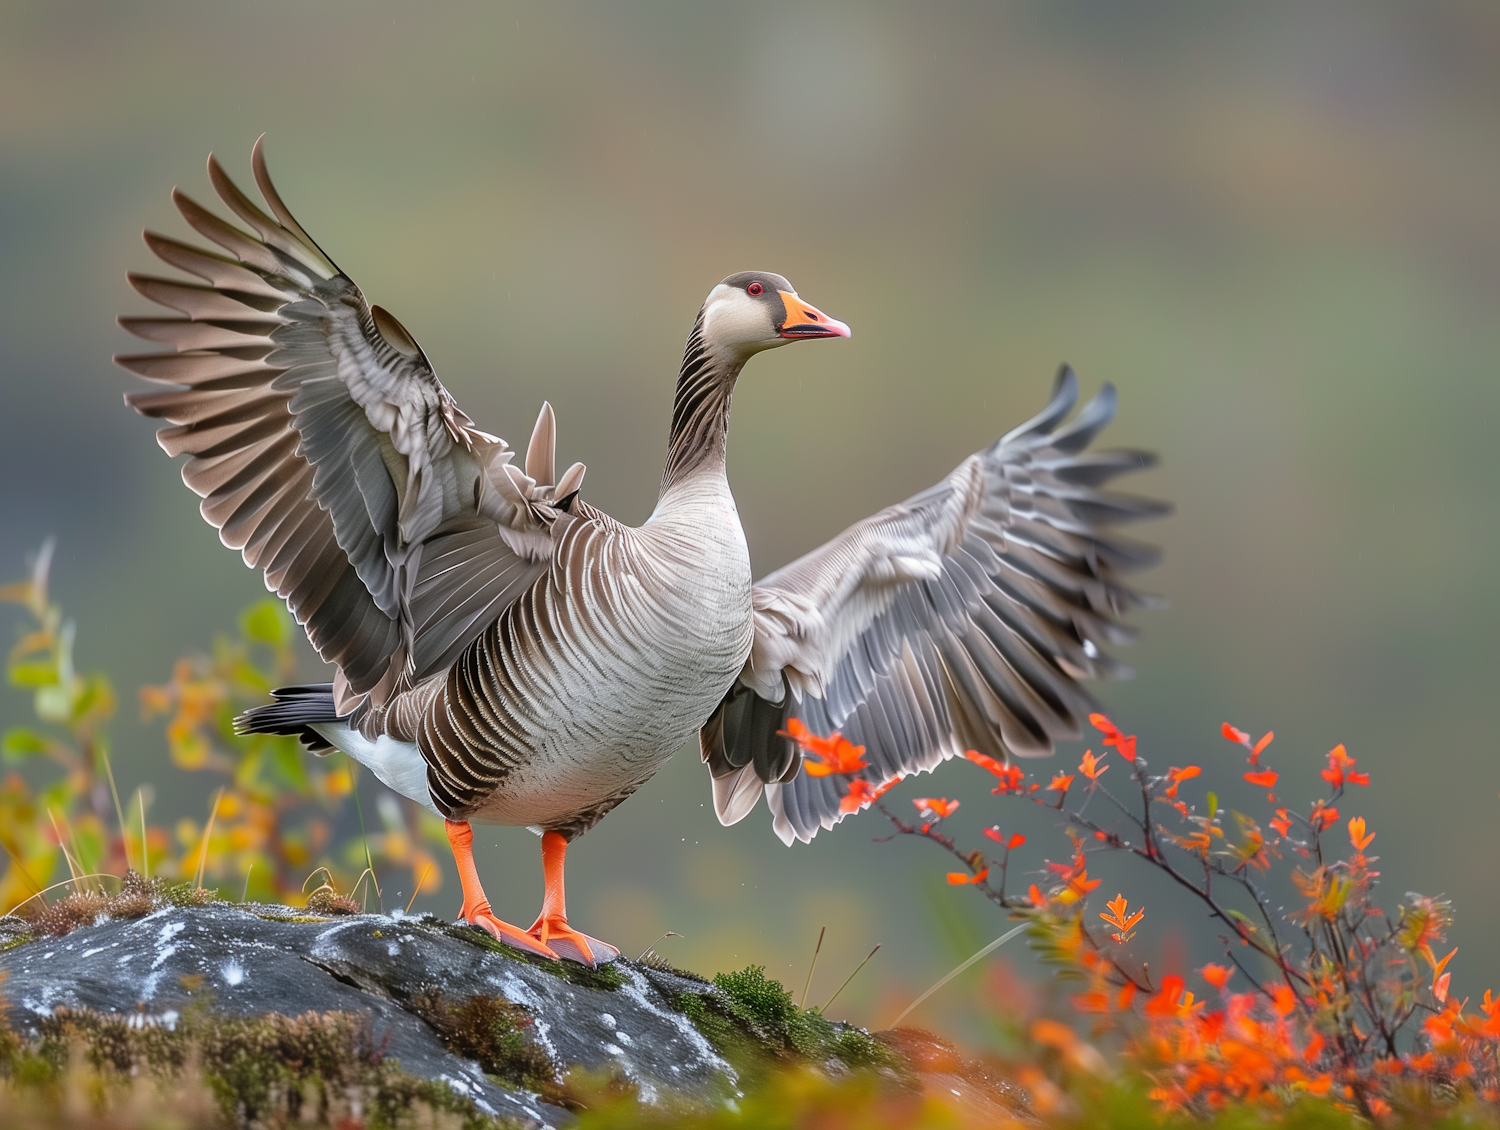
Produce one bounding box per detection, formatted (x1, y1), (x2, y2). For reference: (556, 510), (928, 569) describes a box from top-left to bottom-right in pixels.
(661, 311), (742, 492)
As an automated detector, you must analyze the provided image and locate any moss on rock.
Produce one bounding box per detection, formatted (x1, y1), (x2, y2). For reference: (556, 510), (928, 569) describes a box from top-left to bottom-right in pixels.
(672, 965), (898, 1081)
(1, 1003), (518, 1129)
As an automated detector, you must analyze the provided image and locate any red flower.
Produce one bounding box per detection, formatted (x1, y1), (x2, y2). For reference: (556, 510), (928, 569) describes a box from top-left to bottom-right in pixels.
(1270, 807), (1292, 836)
(913, 797), (959, 819)
(1270, 983), (1296, 1016)
(982, 827), (1026, 850)
(1243, 769), (1278, 789)
(1145, 975), (1187, 1018)
(1320, 743), (1369, 789)
(1310, 802), (1339, 832)
(781, 718), (868, 776)
(1089, 713), (1137, 761)
(1078, 749), (1108, 781)
(1047, 773), (1075, 793)
(1221, 723), (1250, 745)
(989, 763), (1026, 794)
(838, 775), (898, 814)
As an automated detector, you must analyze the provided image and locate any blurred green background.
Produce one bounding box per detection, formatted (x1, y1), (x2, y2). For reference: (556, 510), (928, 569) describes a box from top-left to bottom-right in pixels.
(2, 0), (1498, 1038)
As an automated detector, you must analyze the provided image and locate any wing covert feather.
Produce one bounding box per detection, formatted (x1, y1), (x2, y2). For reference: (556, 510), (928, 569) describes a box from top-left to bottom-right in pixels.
(700, 367), (1169, 845)
(118, 139), (573, 707)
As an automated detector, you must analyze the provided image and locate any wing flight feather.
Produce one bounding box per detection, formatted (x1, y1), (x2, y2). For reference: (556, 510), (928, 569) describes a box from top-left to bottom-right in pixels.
(118, 139), (578, 711)
(699, 367), (1168, 844)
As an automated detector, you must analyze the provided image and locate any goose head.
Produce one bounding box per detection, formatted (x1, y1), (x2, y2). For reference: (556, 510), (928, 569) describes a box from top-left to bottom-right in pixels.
(700, 271), (850, 363)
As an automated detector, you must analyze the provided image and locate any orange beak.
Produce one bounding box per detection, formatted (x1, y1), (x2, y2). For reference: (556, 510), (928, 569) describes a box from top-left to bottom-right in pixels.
(777, 291), (851, 339)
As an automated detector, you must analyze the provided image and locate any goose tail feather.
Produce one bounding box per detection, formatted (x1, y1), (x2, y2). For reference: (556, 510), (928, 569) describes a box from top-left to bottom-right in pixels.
(235, 683), (342, 753)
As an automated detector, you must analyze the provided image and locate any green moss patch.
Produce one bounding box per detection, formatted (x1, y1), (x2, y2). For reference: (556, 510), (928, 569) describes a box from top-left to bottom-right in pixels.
(438, 922), (627, 990)
(673, 965), (897, 1080)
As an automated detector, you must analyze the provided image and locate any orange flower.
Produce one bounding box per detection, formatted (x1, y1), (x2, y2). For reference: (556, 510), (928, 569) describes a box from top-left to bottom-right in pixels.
(1320, 743), (1369, 789)
(982, 827), (1025, 850)
(1164, 765), (1200, 798)
(913, 796), (959, 819)
(1099, 893), (1144, 942)
(1243, 769), (1278, 789)
(1347, 816), (1374, 852)
(1056, 867), (1102, 905)
(1078, 749), (1108, 780)
(840, 779), (873, 814)
(1089, 713), (1137, 761)
(1270, 983), (1297, 1016)
(782, 718), (868, 776)
(1269, 807), (1292, 836)
(1309, 802), (1339, 832)
(1048, 773), (1075, 793)
(989, 763), (1026, 793)
(839, 775), (899, 814)
(1145, 975), (1187, 1018)
(1200, 963), (1233, 990)
(1027, 883), (1046, 908)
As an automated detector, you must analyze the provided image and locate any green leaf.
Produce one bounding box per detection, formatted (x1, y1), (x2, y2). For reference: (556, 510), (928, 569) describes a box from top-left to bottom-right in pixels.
(2, 728), (52, 761)
(34, 684), (72, 722)
(8, 660), (58, 688)
(240, 599), (290, 647)
(1205, 791), (1218, 820)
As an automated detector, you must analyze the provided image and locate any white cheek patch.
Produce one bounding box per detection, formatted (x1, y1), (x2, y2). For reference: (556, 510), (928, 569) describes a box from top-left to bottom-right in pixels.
(703, 285), (779, 349)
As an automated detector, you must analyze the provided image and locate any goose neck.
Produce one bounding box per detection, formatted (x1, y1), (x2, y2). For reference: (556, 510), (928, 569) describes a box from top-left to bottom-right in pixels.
(661, 317), (741, 493)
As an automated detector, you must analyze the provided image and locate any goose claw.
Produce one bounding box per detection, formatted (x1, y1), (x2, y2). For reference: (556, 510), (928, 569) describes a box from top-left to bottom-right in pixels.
(528, 914), (621, 967)
(462, 908), (561, 960)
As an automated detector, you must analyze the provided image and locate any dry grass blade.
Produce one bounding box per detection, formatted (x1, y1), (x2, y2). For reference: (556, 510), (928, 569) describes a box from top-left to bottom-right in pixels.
(821, 943), (880, 1013)
(800, 925), (826, 1008)
(404, 861), (433, 914)
(193, 786), (225, 890)
(892, 923), (1027, 1027)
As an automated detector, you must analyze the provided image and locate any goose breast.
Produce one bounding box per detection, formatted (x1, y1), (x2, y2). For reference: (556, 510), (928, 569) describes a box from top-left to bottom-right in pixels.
(431, 474), (754, 830)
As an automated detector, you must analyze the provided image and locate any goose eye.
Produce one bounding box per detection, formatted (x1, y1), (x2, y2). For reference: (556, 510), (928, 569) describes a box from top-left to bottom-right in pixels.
(747, 282), (763, 296)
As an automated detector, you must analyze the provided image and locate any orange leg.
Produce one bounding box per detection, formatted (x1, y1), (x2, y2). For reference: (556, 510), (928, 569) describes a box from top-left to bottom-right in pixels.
(526, 831), (621, 967)
(444, 820), (559, 960)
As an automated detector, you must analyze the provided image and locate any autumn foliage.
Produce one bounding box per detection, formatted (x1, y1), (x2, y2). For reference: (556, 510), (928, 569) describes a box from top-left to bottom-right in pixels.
(0, 544), (444, 916)
(809, 712), (1497, 1121)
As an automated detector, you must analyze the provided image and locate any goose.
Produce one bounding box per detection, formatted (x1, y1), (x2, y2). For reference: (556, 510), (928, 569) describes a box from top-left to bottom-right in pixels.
(117, 140), (1167, 966)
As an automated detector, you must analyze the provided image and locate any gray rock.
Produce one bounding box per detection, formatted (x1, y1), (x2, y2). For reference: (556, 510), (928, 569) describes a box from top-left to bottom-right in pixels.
(0, 902), (733, 1128)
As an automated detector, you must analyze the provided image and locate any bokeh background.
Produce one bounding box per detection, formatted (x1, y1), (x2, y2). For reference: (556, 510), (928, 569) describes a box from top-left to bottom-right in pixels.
(2, 1), (1498, 1039)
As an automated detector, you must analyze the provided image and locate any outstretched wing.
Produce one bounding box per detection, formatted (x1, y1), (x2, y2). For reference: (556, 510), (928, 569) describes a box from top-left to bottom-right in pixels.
(118, 138), (584, 710)
(699, 367), (1167, 844)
